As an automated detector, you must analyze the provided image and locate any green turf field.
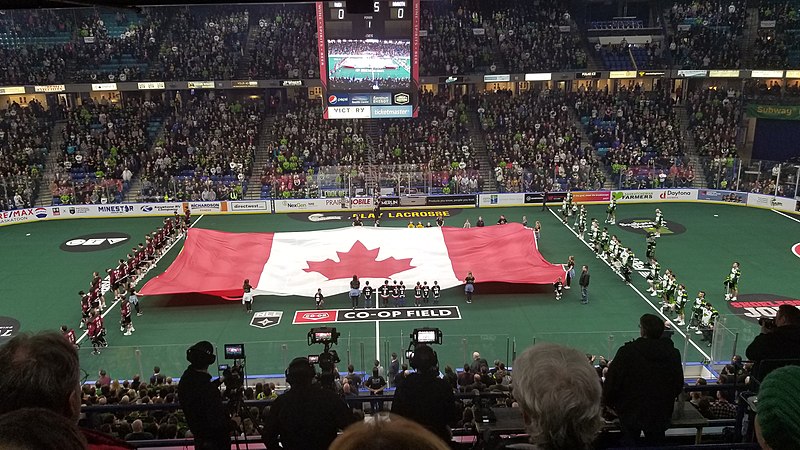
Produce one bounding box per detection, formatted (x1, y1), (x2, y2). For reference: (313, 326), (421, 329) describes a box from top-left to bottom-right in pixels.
(329, 56), (410, 81)
(1, 203), (797, 380)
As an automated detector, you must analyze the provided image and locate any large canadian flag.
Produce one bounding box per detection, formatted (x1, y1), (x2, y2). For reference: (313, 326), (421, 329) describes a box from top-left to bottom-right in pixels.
(140, 224), (565, 298)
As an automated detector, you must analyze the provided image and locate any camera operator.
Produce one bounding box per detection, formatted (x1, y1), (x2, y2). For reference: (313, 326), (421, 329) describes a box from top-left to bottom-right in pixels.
(262, 357), (356, 450)
(178, 341), (229, 449)
(391, 344), (459, 445)
(745, 305), (800, 381)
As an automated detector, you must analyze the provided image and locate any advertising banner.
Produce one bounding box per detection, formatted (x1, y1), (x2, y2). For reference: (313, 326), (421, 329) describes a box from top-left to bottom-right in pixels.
(613, 189), (697, 203)
(478, 193), (525, 207)
(229, 201), (270, 213)
(572, 191), (611, 203)
(275, 197), (374, 213)
(747, 193), (798, 212)
(746, 104), (800, 120)
(424, 194), (476, 207)
(697, 190), (746, 204)
(186, 202), (222, 213)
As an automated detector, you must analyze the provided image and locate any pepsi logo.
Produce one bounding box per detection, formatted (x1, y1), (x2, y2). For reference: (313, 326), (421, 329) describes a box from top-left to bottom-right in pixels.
(328, 94), (338, 104)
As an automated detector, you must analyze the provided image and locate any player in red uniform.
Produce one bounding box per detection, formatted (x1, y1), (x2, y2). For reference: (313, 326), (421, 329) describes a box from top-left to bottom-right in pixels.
(61, 325), (78, 349)
(79, 291), (91, 329)
(120, 298), (134, 335)
(87, 310), (105, 354)
(90, 271), (104, 309)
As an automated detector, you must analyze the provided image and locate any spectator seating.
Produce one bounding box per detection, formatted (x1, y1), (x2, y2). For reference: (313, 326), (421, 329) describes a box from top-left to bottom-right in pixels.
(686, 88), (743, 190)
(0, 100), (51, 211)
(574, 86), (686, 189)
(420, 1), (492, 76)
(477, 89), (603, 193)
(138, 93), (261, 202)
(374, 90), (480, 195)
(493, 1), (587, 73)
(752, 2), (800, 69)
(54, 97), (163, 205)
(667, 0), (747, 69)
(246, 5), (318, 80)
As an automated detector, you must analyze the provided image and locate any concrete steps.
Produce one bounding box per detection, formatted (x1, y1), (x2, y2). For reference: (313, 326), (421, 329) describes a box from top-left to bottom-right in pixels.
(245, 116), (274, 200)
(675, 106), (707, 189)
(35, 121), (67, 207)
(467, 111), (497, 193)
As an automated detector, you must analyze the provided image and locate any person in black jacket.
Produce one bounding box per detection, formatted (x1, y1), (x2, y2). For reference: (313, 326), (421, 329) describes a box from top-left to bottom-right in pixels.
(603, 314), (683, 447)
(745, 304), (800, 382)
(178, 341), (229, 450)
(262, 357), (356, 450)
(392, 344), (459, 445)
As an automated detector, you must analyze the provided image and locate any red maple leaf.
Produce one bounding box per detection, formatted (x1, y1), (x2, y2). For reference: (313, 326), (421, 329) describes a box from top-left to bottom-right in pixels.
(304, 240), (416, 280)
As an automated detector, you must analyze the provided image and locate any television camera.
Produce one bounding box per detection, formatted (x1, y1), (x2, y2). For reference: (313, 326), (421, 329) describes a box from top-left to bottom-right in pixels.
(404, 327), (442, 360)
(308, 327), (341, 390)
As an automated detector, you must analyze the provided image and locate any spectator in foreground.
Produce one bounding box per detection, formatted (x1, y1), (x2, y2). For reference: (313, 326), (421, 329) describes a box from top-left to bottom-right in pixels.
(755, 365), (800, 450)
(329, 414), (450, 450)
(511, 342), (602, 450)
(745, 304), (800, 382)
(262, 357), (356, 450)
(392, 344), (459, 444)
(0, 407), (88, 450)
(604, 314), (683, 446)
(0, 332), (132, 449)
(178, 341), (228, 449)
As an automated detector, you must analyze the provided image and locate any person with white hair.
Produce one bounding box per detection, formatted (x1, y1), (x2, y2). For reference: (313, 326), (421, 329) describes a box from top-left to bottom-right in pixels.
(510, 342), (602, 450)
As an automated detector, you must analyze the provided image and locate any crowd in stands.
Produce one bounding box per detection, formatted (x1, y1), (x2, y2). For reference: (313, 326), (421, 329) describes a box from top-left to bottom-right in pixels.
(374, 90), (480, 194)
(54, 96), (163, 205)
(597, 40), (665, 70)
(574, 85), (687, 189)
(0, 100), (50, 211)
(478, 88), (604, 192)
(156, 8), (248, 81)
(260, 97), (367, 199)
(667, 1), (747, 69)
(492, 1), (587, 73)
(138, 92), (262, 202)
(752, 1), (800, 69)
(246, 6), (318, 80)
(419, 2), (493, 76)
(685, 87), (742, 189)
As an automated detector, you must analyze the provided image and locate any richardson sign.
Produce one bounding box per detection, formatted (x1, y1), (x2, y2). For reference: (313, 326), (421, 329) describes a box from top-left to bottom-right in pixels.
(187, 202), (221, 212)
(293, 306), (461, 324)
(727, 294), (800, 324)
(230, 201), (269, 212)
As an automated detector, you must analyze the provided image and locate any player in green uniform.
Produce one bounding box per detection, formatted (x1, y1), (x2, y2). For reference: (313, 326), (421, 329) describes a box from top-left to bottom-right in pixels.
(724, 262), (741, 301)
(675, 284), (688, 326)
(653, 208), (664, 237)
(646, 258), (660, 296)
(645, 233), (657, 262)
(605, 197), (617, 225)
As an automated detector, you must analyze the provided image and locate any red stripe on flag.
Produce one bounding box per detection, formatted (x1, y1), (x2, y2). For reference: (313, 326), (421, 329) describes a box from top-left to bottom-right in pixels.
(139, 228), (274, 299)
(441, 223), (565, 285)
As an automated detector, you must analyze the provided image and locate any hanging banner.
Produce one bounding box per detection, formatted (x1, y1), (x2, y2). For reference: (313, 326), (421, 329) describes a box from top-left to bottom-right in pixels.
(747, 104), (800, 120)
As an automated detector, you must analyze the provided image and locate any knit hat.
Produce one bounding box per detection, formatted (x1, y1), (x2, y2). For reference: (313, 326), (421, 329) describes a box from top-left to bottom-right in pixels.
(757, 365), (800, 450)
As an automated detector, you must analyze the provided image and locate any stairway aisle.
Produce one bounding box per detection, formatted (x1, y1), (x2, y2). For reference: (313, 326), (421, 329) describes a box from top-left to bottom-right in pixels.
(34, 121), (67, 207)
(244, 116), (275, 200)
(675, 106), (706, 189)
(467, 111), (497, 193)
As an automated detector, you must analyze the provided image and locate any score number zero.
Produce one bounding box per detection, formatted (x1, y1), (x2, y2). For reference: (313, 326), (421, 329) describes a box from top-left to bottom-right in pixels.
(333, 2), (406, 20)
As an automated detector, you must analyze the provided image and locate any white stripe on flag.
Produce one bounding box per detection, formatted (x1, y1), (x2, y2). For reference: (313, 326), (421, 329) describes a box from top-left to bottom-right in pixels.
(255, 227), (461, 297)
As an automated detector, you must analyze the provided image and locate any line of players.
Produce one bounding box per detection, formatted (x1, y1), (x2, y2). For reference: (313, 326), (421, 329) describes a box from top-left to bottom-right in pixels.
(62, 213), (189, 355)
(556, 196), (733, 347)
(315, 278), (443, 310)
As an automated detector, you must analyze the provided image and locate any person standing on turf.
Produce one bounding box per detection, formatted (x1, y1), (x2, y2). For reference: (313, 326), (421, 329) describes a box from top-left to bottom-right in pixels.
(431, 281), (441, 304)
(362, 281), (374, 308)
(554, 277), (564, 301)
(724, 262), (741, 301)
(128, 286), (142, 316)
(579, 266), (590, 304)
(464, 272), (475, 303)
(606, 197), (617, 224)
(534, 220), (541, 240)
(314, 288), (324, 309)
(242, 279), (254, 313)
(398, 281), (407, 306)
(379, 280), (390, 308)
(120, 296), (134, 336)
(391, 280), (400, 307)
(476, 217), (485, 227)
(414, 282), (423, 307)
(565, 255), (575, 289)
(349, 275), (361, 310)
(422, 281), (431, 304)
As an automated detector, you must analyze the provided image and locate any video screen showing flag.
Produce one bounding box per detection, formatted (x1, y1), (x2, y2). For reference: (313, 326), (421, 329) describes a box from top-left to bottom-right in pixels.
(327, 39), (411, 90)
(316, 0), (420, 119)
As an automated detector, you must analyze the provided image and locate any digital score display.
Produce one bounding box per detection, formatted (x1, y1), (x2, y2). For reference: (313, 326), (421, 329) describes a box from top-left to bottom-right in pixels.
(316, 1), (420, 119)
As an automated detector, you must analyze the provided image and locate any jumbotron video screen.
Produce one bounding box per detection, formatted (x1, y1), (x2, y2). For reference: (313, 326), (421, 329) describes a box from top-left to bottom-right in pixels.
(316, 0), (420, 119)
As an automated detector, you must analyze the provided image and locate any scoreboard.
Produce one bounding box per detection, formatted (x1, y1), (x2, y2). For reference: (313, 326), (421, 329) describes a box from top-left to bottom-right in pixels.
(316, 0), (420, 119)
